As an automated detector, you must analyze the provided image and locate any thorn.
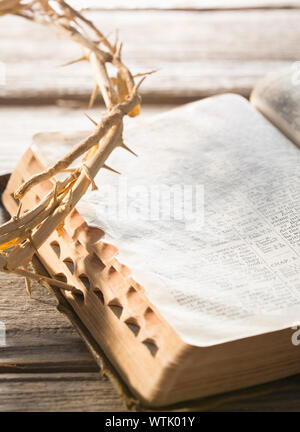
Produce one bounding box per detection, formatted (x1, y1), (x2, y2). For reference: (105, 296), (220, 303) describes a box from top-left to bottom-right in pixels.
(13, 202), (22, 221)
(88, 83), (99, 109)
(26, 228), (38, 253)
(82, 164), (98, 191)
(25, 277), (32, 298)
(113, 29), (119, 52)
(23, 265), (32, 298)
(133, 69), (157, 79)
(134, 76), (146, 92)
(116, 42), (123, 59)
(53, 181), (59, 206)
(120, 142), (138, 157)
(67, 189), (73, 205)
(97, 31), (113, 46)
(60, 56), (86, 67)
(16, 202), (22, 219)
(84, 112), (98, 126)
(103, 164), (121, 175)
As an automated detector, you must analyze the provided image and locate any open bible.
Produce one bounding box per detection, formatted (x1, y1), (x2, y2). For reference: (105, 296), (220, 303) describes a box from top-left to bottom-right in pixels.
(2, 67), (300, 408)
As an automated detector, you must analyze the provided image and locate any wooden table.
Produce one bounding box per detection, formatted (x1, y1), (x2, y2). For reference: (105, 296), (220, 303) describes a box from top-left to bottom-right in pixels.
(1, 0), (300, 412)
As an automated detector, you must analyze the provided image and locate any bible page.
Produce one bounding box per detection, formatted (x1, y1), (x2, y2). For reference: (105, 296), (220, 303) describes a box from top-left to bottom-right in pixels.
(251, 66), (300, 148)
(33, 94), (300, 346)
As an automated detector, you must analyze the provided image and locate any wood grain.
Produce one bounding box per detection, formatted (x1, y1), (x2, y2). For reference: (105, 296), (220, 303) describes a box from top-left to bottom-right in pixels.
(0, 271), (97, 368)
(0, 10), (299, 104)
(70, 0), (300, 11)
(0, 197), (93, 368)
(214, 375), (300, 412)
(0, 371), (300, 411)
(0, 373), (125, 412)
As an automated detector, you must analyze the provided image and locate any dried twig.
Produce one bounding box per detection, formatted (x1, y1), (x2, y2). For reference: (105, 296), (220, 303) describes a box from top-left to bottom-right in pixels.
(0, 0), (149, 295)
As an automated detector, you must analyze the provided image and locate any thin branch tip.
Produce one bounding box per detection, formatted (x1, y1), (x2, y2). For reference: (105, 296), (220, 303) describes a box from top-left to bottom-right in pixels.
(103, 164), (121, 175)
(121, 142), (138, 157)
(84, 112), (98, 126)
(60, 56), (86, 67)
(134, 76), (147, 92)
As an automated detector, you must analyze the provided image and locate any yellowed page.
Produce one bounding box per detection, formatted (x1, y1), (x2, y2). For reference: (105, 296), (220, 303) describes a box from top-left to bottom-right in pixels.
(251, 66), (300, 147)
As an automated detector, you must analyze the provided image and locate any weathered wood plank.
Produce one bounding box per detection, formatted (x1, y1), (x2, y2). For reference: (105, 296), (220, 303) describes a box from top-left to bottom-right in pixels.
(0, 272), (97, 368)
(74, 0), (300, 11)
(0, 373), (125, 412)
(0, 372), (300, 411)
(0, 10), (298, 103)
(214, 375), (300, 412)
